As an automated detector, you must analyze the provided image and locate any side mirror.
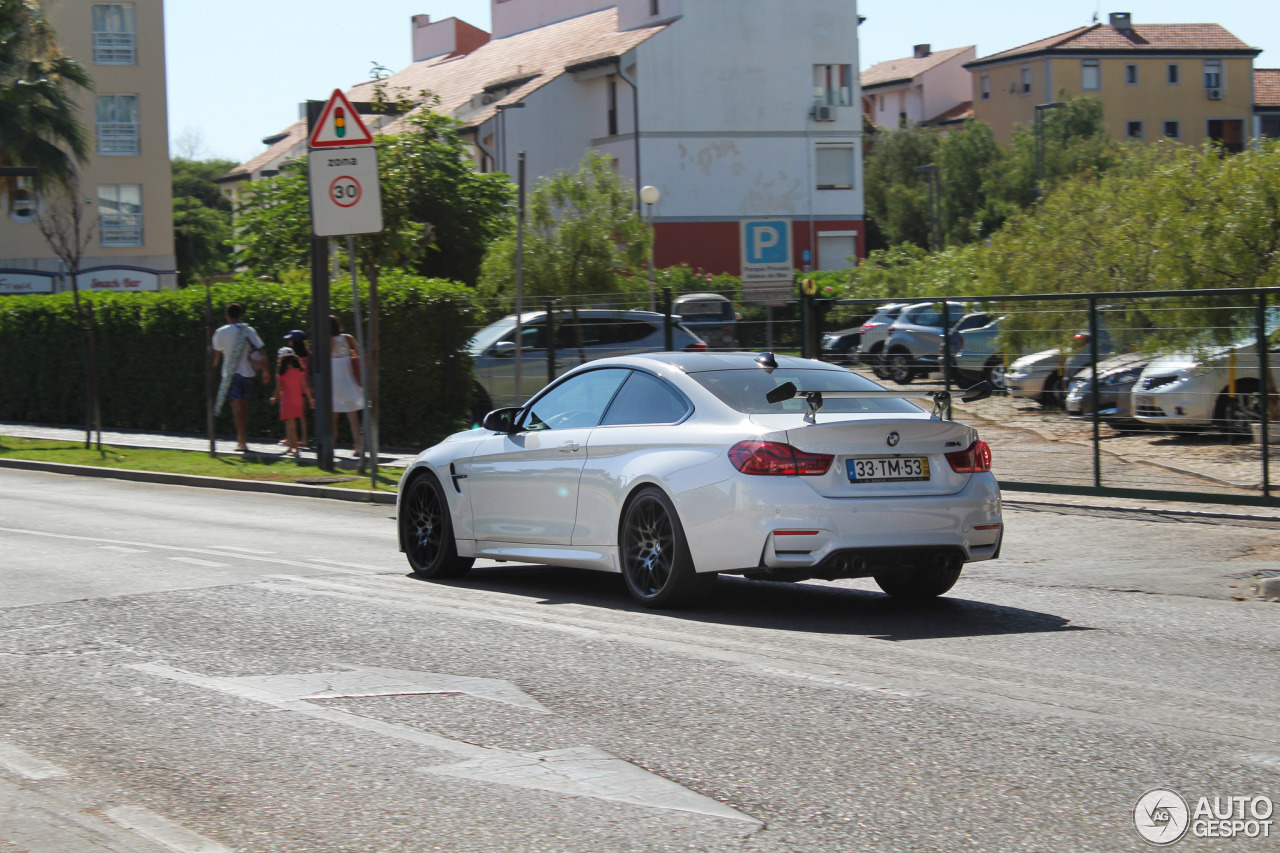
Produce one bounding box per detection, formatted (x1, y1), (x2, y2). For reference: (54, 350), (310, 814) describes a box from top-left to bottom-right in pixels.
(766, 381), (798, 404)
(961, 381), (993, 403)
(481, 407), (521, 433)
(491, 341), (517, 358)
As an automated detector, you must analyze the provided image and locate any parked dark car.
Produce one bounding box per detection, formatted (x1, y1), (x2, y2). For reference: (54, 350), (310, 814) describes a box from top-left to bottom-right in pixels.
(821, 327), (862, 363)
(1066, 352), (1152, 428)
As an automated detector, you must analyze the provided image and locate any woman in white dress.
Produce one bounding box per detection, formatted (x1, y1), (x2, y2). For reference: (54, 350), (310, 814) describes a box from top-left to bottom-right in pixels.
(330, 315), (364, 455)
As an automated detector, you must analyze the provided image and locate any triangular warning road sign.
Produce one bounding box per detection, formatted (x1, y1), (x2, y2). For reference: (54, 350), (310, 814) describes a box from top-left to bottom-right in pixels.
(309, 89), (374, 149)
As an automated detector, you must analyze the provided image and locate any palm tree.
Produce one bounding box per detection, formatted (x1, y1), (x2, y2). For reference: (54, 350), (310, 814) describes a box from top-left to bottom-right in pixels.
(0, 0), (91, 191)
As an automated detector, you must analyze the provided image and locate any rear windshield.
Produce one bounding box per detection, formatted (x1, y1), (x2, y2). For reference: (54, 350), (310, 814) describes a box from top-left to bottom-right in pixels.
(688, 368), (922, 415)
(677, 299), (734, 320)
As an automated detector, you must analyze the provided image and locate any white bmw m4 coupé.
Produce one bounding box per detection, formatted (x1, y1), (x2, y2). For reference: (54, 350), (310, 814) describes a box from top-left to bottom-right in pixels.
(398, 352), (1002, 608)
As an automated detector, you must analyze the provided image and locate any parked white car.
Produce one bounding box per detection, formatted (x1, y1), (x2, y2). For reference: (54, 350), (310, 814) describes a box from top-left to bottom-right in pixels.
(398, 352), (1002, 608)
(1132, 340), (1278, 434)
(1005, 330), (1112, 406)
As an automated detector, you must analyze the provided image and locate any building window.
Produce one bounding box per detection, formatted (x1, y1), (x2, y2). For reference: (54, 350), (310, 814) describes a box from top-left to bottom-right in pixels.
(815, 145), (853, 189)
(96, 94), (139, 155)
(1082, 59), (1100, 91)
(1126, 120), (1144, 140)
(1167, 63), (1180, 84)
(650, 0), (659, 15)
(1204, 59), (1222, 90)
(1125, 64), (1138, 85)
(1262, 116), (1280, 139)
(8, 178), (38, 223)
(1020, 66), (1032, 94)
(1163, 120), (1180, 139)
(607, 79), (618, 136)
(813, 64), (853, 107)
(92, 4), (136, 65)
(980, 74), (990, 100)
(98, 184), (143, 246)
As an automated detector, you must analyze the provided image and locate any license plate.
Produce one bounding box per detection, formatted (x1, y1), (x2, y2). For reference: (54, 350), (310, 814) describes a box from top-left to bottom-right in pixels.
(846, 456), (930, 483)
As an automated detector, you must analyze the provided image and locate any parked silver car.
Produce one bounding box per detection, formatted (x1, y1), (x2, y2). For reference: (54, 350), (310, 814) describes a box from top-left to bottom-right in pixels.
(853, 302), (911, 377)
(469, 309), (707, 411)
(1006, 329), (1113, 406)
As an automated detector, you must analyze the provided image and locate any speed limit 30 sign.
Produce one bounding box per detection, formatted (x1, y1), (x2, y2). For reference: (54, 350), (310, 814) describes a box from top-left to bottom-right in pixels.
(308, 145), (383, 237)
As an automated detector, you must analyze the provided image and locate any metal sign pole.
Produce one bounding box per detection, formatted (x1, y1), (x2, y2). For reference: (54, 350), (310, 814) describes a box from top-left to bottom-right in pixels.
(514, 151), (525, 405)
(306, 99), (334, 471)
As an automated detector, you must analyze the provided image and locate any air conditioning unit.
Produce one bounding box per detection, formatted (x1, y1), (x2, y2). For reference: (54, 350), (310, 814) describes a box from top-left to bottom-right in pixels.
(813, 104), (835, 122)
(1207, 88), (1223, 100)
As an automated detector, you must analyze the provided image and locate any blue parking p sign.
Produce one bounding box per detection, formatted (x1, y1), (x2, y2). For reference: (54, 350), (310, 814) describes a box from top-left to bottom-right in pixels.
(740, 218), (794, 306)
(744, 220), (790, 264)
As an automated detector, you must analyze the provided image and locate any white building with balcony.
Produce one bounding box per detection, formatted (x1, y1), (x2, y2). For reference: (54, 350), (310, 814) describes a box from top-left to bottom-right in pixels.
(861, 44), (975, 130)
(221, 0), (865, 274)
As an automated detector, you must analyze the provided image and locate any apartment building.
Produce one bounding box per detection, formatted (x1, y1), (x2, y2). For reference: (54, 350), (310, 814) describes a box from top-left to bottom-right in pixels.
(221, 0), (865, 274)
(966, 12), (1259, 150)
(861, 44), (975, 131)
(0, 1), (175, 296)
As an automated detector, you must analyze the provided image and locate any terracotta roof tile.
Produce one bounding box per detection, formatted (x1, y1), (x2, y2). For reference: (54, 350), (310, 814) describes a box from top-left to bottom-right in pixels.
(232, 7), (666, 176)
(1257, 69), (1280, 108)
(972, 22), (1257, 66)
(219, 120), (307, 182)
(861, 45), (974, 89)
(927, 101), (973, 124)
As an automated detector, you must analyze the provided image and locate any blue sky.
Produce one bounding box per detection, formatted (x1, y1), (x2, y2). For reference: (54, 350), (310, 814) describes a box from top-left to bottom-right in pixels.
(164, 1), (1280, 164)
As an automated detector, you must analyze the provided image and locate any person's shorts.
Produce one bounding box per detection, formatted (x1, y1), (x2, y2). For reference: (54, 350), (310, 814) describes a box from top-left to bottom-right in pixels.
(227, 373), (252, 401)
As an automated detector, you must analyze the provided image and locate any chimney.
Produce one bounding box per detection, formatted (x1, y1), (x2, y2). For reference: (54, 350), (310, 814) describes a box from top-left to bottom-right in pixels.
(412, 14), (490, 62)
(913, 44), (931, 59)
(1109, 12), (1132, 30)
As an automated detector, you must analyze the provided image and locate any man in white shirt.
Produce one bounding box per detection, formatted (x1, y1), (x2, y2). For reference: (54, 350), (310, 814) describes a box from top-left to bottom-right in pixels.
(211, 302), (267, 452)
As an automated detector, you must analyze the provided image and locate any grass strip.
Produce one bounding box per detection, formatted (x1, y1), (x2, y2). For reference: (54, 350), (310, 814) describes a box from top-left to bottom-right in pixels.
(0, 435), (400, 493)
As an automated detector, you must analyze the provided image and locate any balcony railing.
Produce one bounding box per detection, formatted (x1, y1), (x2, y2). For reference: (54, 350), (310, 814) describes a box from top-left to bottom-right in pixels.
(97, 122), (139, 155)
(93, 31), (136, 65)
(100, 213), (143, 246)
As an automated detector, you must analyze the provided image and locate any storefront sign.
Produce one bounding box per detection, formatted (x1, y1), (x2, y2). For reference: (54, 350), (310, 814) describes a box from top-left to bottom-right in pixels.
(77, 268), (160, 291)
(0, 271), (55, 294)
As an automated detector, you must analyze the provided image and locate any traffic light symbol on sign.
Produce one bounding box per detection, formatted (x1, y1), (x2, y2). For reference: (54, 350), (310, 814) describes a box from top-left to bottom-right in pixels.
(308, 89), (374, 149)
(335, 107), (346, 138)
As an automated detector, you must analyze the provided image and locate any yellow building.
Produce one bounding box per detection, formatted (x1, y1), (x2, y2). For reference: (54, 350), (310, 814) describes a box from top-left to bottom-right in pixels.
(0, 1), (175, 296)
(965, 12), (1259, 150)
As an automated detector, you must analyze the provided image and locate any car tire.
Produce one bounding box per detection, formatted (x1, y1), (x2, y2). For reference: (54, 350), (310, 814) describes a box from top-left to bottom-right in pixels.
(620, 486), (716, 608)
(1213, 380), (1261, 439)
(1039, 372), (1065, 408)
(869, 344), (891, 379)
(983, 358), (1007, 391)
(401, 472), (474, 579)
(887, 349), (914, 385)
(874, 556), (963, 599)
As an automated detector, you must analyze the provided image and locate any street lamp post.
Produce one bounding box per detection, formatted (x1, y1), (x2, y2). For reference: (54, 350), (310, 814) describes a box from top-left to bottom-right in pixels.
(640, 185), (660, 312)
(494, 102), (525, 175)
(914, 164), (941, 252)
(1034, 101), (1065, 199)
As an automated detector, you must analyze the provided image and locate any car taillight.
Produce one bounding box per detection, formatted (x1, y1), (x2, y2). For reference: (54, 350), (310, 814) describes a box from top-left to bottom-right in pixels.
(946, 439), (992, 473)
(728, 440), (833, 476)
(860, 324), (875, 332)
(684, 341), (708, 351)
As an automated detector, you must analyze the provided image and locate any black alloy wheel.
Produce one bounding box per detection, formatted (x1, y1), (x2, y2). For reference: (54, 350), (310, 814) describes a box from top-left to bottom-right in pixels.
(620, 487), (715, 608)
(983, 358), (1007, 391)
(887, 349), (914, 385)
(401, 473), (473, 578)
(1213, 380), (1263, 440)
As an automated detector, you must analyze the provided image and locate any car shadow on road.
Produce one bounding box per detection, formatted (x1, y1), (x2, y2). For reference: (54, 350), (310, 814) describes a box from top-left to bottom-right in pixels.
(408, 564), (1086, 642)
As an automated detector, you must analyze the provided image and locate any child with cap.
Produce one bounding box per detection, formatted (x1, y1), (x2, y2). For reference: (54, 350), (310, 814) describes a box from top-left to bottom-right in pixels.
(282, 330), (311, 447)
(268, 346), (314, 456)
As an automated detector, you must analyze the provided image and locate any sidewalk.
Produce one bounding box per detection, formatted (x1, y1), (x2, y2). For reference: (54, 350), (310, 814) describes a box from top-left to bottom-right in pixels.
(0, 422), (420, 470)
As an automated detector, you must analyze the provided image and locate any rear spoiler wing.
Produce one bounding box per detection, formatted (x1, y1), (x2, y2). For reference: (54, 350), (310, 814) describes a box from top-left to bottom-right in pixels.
(766, 381), (993, 423)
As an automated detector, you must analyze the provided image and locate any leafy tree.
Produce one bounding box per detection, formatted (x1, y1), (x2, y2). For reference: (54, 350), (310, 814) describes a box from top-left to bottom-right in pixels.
(861, 128), (939, 249)
(230, 164), (312, 279)
(172, 158), (236, 284)
(0, 0), (90, 191)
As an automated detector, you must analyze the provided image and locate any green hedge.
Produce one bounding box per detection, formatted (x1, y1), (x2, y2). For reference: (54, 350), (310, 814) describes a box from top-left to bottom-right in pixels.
(0, 275), (484, 449)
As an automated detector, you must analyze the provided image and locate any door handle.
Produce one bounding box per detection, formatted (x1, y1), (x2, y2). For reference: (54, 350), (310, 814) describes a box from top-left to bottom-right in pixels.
(558, 440), (580, 452)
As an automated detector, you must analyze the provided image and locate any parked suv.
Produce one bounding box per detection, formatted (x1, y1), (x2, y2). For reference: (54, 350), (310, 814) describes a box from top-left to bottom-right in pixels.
(945, 314), (1007, 389)
(469, 309), (707, 411)
(854, 302), (910, 377)
(881, 301), (974, 384)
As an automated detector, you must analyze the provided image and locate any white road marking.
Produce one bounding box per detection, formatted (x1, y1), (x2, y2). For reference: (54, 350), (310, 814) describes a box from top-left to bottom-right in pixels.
(0, 526), (375, 575)
(306, 557), (394, 571)
(232, 667), (552, 713)
(167, 557), (226, 568)
(203, 545), (272, 555)
(1241, 752), (1280, 773)
(99, 545), (148, 554)
(0, 742), (69, 780)
(130, 663), (757, 824)
(104, 805), (233, 853)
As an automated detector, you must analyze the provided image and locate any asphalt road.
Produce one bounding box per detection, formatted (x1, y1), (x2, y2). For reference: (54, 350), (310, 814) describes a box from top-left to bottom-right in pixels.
(2, 469), (1279, 852)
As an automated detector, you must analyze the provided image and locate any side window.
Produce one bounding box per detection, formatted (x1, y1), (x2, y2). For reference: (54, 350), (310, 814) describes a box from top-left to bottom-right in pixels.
(505, 321), (546, 350)
(913, 308), (943, 328)
(522, 368), (629, 431)
(601, 371), (690, 426)
(607, 319), (657, 345)
(954, 314), (988, 333)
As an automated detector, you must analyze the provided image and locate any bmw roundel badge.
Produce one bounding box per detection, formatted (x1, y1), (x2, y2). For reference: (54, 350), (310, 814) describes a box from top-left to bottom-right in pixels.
(886, 432), (900, 447)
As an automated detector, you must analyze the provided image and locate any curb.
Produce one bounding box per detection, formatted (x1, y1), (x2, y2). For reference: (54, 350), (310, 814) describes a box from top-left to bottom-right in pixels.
(0, 457), (397, 505)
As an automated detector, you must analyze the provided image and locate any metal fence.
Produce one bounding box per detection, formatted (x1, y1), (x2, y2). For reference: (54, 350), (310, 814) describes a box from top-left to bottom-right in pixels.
(463, 286), (1280, 508)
